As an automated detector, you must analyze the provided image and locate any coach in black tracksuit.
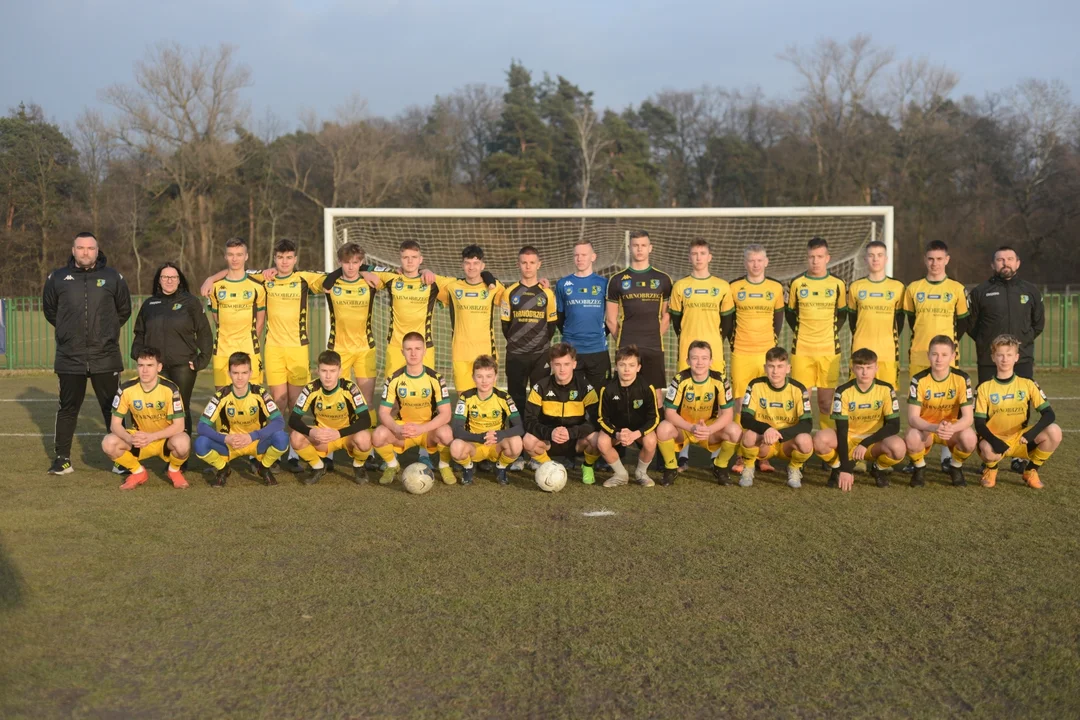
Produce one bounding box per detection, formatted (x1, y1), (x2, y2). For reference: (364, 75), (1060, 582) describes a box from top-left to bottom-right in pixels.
(966, 246), (1045, 385)
(42, 233), (131, 474)
(131, 262), (213, 434)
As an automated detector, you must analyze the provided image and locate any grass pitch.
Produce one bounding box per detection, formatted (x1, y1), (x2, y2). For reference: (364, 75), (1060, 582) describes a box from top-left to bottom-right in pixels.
(2, 372), (1079, 718)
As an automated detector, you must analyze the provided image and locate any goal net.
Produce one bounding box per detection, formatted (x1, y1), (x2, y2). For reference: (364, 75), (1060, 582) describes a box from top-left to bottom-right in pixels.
(323, 208), (894, 389)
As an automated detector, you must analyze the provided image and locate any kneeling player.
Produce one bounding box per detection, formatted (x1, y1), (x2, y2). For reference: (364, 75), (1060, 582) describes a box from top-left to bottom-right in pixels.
(522, 343), (601, 484)
(974, 334), (1061, 489)
(655, 341), (734, 486)
(905, 335), (977, 487)
(371, 332), (454, 485)
(450, 355), (524, 486)
(289, 350), (374, 486)
(596, 346), (660, 487)
(813, 348), (905, 491)
(724, 346), (814, 489)
(102, 347), (190, 490)
(194, 352), (289, 487)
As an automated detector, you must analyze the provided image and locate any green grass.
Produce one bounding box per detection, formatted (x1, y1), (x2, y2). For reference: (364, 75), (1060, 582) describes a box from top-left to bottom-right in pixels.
(2, 371), (1080, 718)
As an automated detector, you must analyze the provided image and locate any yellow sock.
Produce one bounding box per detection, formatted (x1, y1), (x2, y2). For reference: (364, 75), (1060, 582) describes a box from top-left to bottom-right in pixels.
(739, 444), (761, 463)
(167, 458), (184, 473)
(496, 452), (516, 468)
(439, 446), (452, 467)
(658, 439), (678, 470)
(909, 444), (929, 467)
(584, 451), (599, 466)
(714, 440), (738, 468)
(115, 450), (142, 473)
(1029, 447), (1054, 468)
(375, 444), (397, 464)
(533, 452), (552, 464)
(296, 443), (324, 468)
(260, 444), (286, 468)
(198, 449), (227, 471)
(817, 449), (839, 467)
(951, 447), (973, 464)
(349, 447), (372, 465)
(818, 415), (835, 431)
(874, 453), (902, 469)
(789, 449), (813, 469)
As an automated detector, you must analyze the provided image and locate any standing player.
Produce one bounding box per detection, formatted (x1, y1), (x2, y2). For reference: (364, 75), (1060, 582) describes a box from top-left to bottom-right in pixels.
(101, 347), (190, 490)
(904, 336), (977, 488)
(206, 238), (266, 389)
(595, 346), (660, 487)
(521, 343), (601, 484)
(449, 355), (524, 486)
(606, 231), (673, 405)
(669, 238), (735, 373)
(655, 341), (735, 486)
(368, 241), (442, 374)
(321, 242), (382, 415)
(437, 245), (504, 393)
(903, 240), (969, 469)
(725, 347), (814, 489)
(813, 348), (906, 491)
(847, 240), (905, 391)
(288, 350), (374, 486)
(193, 352), (289, 487)
(501, 245), (559, 418)
(786, 237), (847, 430)
(974, 334), (1061, 490)
(556, 240), (610, 391)
(371, 333), (455, 485)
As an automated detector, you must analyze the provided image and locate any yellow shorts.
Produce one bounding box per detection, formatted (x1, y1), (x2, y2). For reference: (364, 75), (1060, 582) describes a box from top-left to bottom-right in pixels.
(227, 440), (261, 460)
(213, 351), (263, 387)
(131, 437), (176, 464)
(851, 361), (898, 391)
(385, 345), (436, 375)
(464, 442), (503, 463)
(671, 428), (724, 454)
(264, 345), (311, 387)
(791, 354), (840, 389)
(384, 431), (438, 455)
(730, 353), (764, 402)
(308, 435), (359, 458)
(759, 440), (793, 462)
(995, 432), (1033, 460)
(339, 348), (377, 380)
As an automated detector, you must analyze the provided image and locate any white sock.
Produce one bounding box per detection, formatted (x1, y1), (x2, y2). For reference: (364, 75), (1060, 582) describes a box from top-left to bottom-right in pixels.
(610, 459), (627, 477)
(636, 459), (650, 477)
(309, 460), (324, 470)
(940, 446), (953, 462)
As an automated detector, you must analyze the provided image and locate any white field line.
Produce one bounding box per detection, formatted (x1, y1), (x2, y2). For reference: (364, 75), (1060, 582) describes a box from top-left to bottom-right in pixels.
(582, 510), (616, 517)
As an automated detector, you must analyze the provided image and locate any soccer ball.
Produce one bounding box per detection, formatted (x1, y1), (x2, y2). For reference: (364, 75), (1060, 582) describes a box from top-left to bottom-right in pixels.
(402, 463), (435, 495)
(535, 461), (568, 493)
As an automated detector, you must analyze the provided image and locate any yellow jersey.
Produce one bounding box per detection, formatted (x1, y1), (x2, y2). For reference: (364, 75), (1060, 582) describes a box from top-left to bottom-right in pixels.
(830, 379), (899, 440)
(293, 379), (369, 431)
(453, 388), (519, 434)
(327, 276), (378, 352)
(908, 368), (973, 424)
(974, 375), (1049, 439)
(437, 278), (504, 360)
(902, 277), (969, 358)
(663, 370), (734, 423)
(741, 377), (812, 430)
(248, 271), (326, 347)
(209, 276), (265, 353)
(380, 366), (450, 424)
(111, 378), (184, 433)
(376, 272), (443, 348)
(848, 277), (905, 362)
(201, 384), (281, 435)
(669, 275), (735, 365)
(729, 277), (785, 355)
(787, 273), (847, 356)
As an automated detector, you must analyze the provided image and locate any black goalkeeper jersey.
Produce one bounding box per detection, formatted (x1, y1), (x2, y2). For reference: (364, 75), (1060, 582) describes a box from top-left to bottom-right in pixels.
(606, 266), (673, 351)
(500, 282), (558, 354)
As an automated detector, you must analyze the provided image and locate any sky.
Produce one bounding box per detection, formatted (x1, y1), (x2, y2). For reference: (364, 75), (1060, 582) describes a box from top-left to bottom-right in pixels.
(2, 0), (1077, 129)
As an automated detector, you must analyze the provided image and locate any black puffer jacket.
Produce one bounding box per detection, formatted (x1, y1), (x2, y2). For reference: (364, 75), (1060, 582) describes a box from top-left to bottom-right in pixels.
(966, 275), (1044, 365)
(131, 290), (213, 371)
(42, 253), (131, 374)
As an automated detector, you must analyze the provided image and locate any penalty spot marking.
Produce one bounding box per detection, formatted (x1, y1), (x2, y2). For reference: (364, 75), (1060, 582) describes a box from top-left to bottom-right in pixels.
(582, 510), (616, 517)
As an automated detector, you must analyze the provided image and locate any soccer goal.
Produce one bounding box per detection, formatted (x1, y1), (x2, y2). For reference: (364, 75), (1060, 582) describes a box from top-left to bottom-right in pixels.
(323, 207), (894, 388)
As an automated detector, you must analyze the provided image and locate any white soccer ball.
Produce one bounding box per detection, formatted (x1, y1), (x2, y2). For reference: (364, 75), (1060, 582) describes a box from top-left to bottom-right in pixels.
(535, 461), (568, 493)
(402, 462), (435, 495)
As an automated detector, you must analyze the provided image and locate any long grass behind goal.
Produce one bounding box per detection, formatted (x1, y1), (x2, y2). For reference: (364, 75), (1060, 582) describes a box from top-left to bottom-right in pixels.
(323, 208), (894, 390)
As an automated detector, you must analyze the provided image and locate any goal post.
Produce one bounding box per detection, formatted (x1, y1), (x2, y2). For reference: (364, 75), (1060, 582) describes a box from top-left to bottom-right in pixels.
(323, 207), (894, 388)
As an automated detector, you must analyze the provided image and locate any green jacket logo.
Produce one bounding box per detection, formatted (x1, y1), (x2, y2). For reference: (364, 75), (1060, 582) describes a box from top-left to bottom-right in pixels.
(96, 279), (106, 287)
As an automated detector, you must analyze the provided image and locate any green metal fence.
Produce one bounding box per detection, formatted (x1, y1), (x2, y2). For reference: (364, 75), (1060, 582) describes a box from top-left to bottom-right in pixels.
(4, 292), (1079, 373)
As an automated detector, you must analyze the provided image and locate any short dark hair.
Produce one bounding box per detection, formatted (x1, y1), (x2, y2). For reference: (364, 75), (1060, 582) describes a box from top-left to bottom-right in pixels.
(518, 245), (540, 258)
(687, 340), (713, 359)
(461, 245), (484, 261)
(926, 240), (949, 254)
(472, 355), (498, 373)
(866, 240), (887, 252)
(399, 240), (421, 253)
(690, 237), (709, 250)
(928, 335), (956, 352)
(318, 350), (342, 367)
(225, 237), (247, 250)
(274, 239), (298, 255)
(764, 346), (789, 364)
(851, 348), (878, 366)
(402, 331), (425, 347)
(614, 346), (641, 364)
(337, 242), (365, 263)
(134, 346), (163, 364)
(74, 231), (97, 243)
(629, 230), (650, 241)
(228, 351), (252, 369)
(994, 245), (1018, 258)
(807, 236), (829, 251)
(152, 262), (189, 296)
(549, 342), (577, 362)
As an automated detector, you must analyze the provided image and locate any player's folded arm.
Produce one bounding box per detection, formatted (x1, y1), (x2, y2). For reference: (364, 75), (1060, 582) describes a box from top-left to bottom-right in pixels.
(973, 413), (1010, 454)
(496, 412), (524, 440)
(859, 416), (900, 448)
(779, 417), (812, 441)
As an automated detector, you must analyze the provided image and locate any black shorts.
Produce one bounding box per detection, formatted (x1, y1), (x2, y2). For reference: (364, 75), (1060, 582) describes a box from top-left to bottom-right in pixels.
(547, 439), (579, 458)
(636, 348), (667, 389)
(575, 351), (611, 391)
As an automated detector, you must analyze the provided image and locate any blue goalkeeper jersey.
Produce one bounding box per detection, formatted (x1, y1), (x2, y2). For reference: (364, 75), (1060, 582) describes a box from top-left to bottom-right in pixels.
(556, 273), (608, 354)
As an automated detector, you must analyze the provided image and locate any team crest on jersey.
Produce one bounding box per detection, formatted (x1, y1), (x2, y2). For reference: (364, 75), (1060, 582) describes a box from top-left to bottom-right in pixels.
(172, 303), (182, 311)
(1017, 390), (1026, 401)
(217, 290), (227, 300)
(633, 399), (643, 409)
(96, 279), (106, 287)
(799, 288), (809, 298)
(492, 409), (501, 418)
(858, 290), (867, 300)
(766, 291), (774, 300)
(421, 388), (430, 398)
(243, 291), (253, 299)
(455, 289), (463, 300)
(685, 391), (695, 402)
(925, 389), (932, 400)
(266, 281), (275, 288)
(455, 401), (466, 414)
(944, 292), (953, 303)
(947, 388), (956, 399)
(990, 393), (1000, 404)
(737, 291), (747, 301)
(227, 406), (236, 416)
(704, 392), (713, 401)
(650, 279), (660, 289)
(481, 289), (488, 299)
(759, 397), (768, 409)
(874, 400), (883, 409)
(886, 291), (895, 299)
(133, 399), (143, 410)
(621, 280), (631, 290)
(568, 390), (578, 400)
(1020, 294), (1030, 304)
(563, 283), (573, 295)
(591, 285), (601, 295)
(684, 288), (692, 298)
(512, 295), (520, 305)
(397, 386), (408, 398)
(395, 280), (404, 290)
(786, 400), (795, 410)
(825, 288), (834, 297)
(848, 401), (857, 412)
(332, 286), (342, 296)
(537, 296), (545, 307)
(419, 283), (428, 291)
(916, 292), (926, 303)
(469, 409), (479, 418)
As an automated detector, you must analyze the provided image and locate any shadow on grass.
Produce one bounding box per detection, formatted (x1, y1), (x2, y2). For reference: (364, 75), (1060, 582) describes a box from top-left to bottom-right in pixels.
(0, 536), (25, 611)
(18, 384), (110, 471)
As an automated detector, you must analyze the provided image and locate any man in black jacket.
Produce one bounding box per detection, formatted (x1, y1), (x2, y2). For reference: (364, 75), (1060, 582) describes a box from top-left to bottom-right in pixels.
(966, 246), (1045, 385)
(42, 233), (131, 474)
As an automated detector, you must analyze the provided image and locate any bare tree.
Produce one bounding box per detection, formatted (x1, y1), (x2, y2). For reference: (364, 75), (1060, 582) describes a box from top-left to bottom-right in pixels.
(72, 109), (114, 235)
(570, 99), (611, 209)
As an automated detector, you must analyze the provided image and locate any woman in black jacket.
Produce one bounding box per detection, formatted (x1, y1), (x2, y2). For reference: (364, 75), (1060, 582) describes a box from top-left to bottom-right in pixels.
(131, 263), (213, 433)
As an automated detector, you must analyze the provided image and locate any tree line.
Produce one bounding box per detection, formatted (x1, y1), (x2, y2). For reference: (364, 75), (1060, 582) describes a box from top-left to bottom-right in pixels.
(1, 34), (1078, 297)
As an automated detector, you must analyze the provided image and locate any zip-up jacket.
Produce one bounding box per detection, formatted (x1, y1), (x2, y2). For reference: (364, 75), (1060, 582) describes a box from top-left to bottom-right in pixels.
(597, 376), (660, 439)
(966, 275), (1044, 365)
(131, 290), (213, 370)
(524, 374), (598, 442)
(42, 252), (131, 374)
